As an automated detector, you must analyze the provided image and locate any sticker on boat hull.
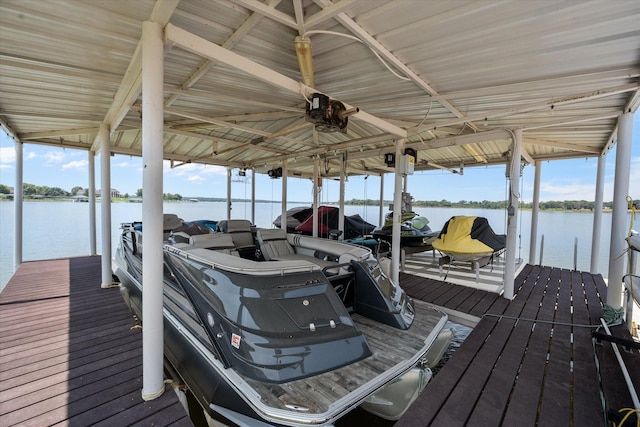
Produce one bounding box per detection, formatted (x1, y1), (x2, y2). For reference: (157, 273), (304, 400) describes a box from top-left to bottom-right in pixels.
(231, 333), (241, 349)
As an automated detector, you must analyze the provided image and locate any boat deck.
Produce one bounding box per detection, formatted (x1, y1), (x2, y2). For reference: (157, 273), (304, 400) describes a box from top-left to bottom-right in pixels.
(0, 256), (192, 427)
(244, 299), (447, 415)
(397, 263), (640, 427)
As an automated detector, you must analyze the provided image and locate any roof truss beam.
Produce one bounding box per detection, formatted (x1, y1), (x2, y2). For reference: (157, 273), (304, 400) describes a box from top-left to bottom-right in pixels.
(94, 0), (180, 150)
(165, 0), (282, 107)
(410, 82), (639, 132)
(313, 0), (476, 127)
(164, 23), (407, 137)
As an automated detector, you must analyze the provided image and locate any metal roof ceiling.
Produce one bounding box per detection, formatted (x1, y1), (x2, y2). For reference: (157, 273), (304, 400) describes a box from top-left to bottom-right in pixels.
(1, 0), (639, 179)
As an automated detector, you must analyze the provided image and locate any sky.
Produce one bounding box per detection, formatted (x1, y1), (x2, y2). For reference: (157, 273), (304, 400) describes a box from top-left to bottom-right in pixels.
(0, 112), (639, 204)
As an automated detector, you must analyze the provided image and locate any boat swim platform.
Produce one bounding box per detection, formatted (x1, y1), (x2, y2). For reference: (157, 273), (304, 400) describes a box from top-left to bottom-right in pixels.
(0, 256), (192, 427)
(397, 264), (640, 427)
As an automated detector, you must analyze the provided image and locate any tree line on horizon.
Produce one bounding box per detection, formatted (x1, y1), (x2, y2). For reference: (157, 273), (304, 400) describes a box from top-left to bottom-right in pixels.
(345, 198), (640, 211)
(1, 183), (638, 211)
(0, 184), (182, 201)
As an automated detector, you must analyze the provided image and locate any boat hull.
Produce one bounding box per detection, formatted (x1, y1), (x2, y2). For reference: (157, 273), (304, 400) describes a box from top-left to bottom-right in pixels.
(114, 223), (450, 426)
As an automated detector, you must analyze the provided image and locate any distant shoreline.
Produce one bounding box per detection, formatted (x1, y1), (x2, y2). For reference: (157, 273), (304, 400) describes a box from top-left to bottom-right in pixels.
(0, 197), (629, 213)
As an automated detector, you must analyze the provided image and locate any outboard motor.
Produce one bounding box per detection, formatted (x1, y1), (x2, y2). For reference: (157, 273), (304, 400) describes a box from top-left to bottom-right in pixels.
(351, 258), (415, 330)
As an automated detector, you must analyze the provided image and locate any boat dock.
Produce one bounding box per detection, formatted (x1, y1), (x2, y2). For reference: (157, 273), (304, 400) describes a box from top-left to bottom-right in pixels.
(0, 256), (192, 426)
(398, 263), (640, 427)
(1, 256), (638, 426)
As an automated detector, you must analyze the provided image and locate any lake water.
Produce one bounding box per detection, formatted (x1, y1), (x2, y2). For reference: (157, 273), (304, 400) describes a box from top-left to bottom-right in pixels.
(1, 200), (637, 291)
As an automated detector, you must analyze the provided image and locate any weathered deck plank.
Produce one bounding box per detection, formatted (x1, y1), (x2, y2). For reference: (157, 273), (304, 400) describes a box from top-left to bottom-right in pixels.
(0, 256), (192, 427)
(397, 264), (640, 427)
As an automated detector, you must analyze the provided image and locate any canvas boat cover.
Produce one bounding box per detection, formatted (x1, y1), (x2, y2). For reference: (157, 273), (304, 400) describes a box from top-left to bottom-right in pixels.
(294, 206), (376, 239)
(272, 206), (313, 232)
(432, 216), (506, 256)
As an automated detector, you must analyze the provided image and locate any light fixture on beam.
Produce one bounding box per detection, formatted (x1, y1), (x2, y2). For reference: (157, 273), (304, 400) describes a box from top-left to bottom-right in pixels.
(294, 36), (314, 88)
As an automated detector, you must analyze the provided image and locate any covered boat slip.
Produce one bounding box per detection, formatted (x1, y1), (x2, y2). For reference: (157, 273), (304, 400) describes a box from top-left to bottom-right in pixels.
(243, 300), (447, 416)
(397, 264), (640, 427)
(1, 256), (638, 427)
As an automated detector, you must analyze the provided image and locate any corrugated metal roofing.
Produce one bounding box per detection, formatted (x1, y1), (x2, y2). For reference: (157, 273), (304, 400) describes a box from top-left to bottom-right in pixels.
(1, 0), (639, 179)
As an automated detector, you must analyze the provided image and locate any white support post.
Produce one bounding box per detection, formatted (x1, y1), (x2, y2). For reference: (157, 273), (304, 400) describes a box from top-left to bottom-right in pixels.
(391, 139), (405, 283)
(88, 150), (97, 256)
(13, 141), (23, 270)
(528, 160), (541, 265)
(251, 168), (256, 225)
(141, 20), (165, 401)
(590, 154), (606, 273)
(313, 157), (319, 238)
(282, 160), (288, 230)
(504, 129), (522, 300)
(226, 167), (232, 220)
(99, 124), (115, 289)
(607, 113), (633, 308)
(379, 173), (385, 227)
(338, 154), (345, 240)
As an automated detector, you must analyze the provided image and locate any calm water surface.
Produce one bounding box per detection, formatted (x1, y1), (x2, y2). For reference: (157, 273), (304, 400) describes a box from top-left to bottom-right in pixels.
(0, 201), (636, 290)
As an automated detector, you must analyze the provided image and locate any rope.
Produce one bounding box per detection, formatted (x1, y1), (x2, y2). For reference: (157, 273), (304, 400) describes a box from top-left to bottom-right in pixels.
(613, 408), (639, 427)
(482, 313), (600, 329)
(602, 304), (625, 327)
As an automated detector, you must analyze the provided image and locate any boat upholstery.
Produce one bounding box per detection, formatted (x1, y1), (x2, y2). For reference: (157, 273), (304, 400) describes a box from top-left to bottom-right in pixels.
(256, 229), (295, 260)
(288, 233), (372, 264)
(171, 246), (320, 275)
(170, 233), (239, 256)
(218, 219), (256, 250)
(256, 229), (372, 273)
(257, 229), (336, 268)
(163, 213), (183, 239)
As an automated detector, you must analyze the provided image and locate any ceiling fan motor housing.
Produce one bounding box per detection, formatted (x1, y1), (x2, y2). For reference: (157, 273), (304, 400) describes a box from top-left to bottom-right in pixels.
(308, 93), (329, 121)
(307, 93), (348, 133)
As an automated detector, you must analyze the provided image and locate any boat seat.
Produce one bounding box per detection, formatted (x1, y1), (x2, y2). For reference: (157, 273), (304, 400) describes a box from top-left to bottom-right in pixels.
(218, 219), (256, 250)
(256, 229), (295, 261)
(257, 229), (341, 270)
(171, 233), (239, 256)
(162, 213), (183, 240)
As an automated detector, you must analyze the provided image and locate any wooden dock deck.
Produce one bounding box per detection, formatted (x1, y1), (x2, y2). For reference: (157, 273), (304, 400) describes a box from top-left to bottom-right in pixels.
(3, 256), (639, 427)
(0, 256), (192, 427)
(398, 264), (640, 427)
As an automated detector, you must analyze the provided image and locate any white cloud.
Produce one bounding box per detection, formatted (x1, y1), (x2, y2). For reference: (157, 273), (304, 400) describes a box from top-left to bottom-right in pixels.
(186, 175), (206, 183)
(539, 179), (597, 201)
(62, 159), (88, 170)
(163, 162), (227, 185)
(43, 151), (65, 165)
(0, 146), (15, 168)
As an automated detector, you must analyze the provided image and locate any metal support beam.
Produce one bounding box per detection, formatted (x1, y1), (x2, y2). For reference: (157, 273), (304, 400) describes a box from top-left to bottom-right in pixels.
(607, 113), (633, 307)
(227, 168), (232, 220)
(313, 157), (320, 237)
(88, 150), (96, 255)
(529, 161), (541, 265)
(282, 159), (288, 230)
(338, 154), (345, 240)
(13, 140), (23, 270)
(99, 124), (115, 290)
(391, 139), (405, 283)
(140, 20), (165, 401)
(379, 173), (385, 227)
(165, 24), (406, 138)
(504, 129), (522, 299)
(590, 154), (606, 273)
(251, 167), (256, 225)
